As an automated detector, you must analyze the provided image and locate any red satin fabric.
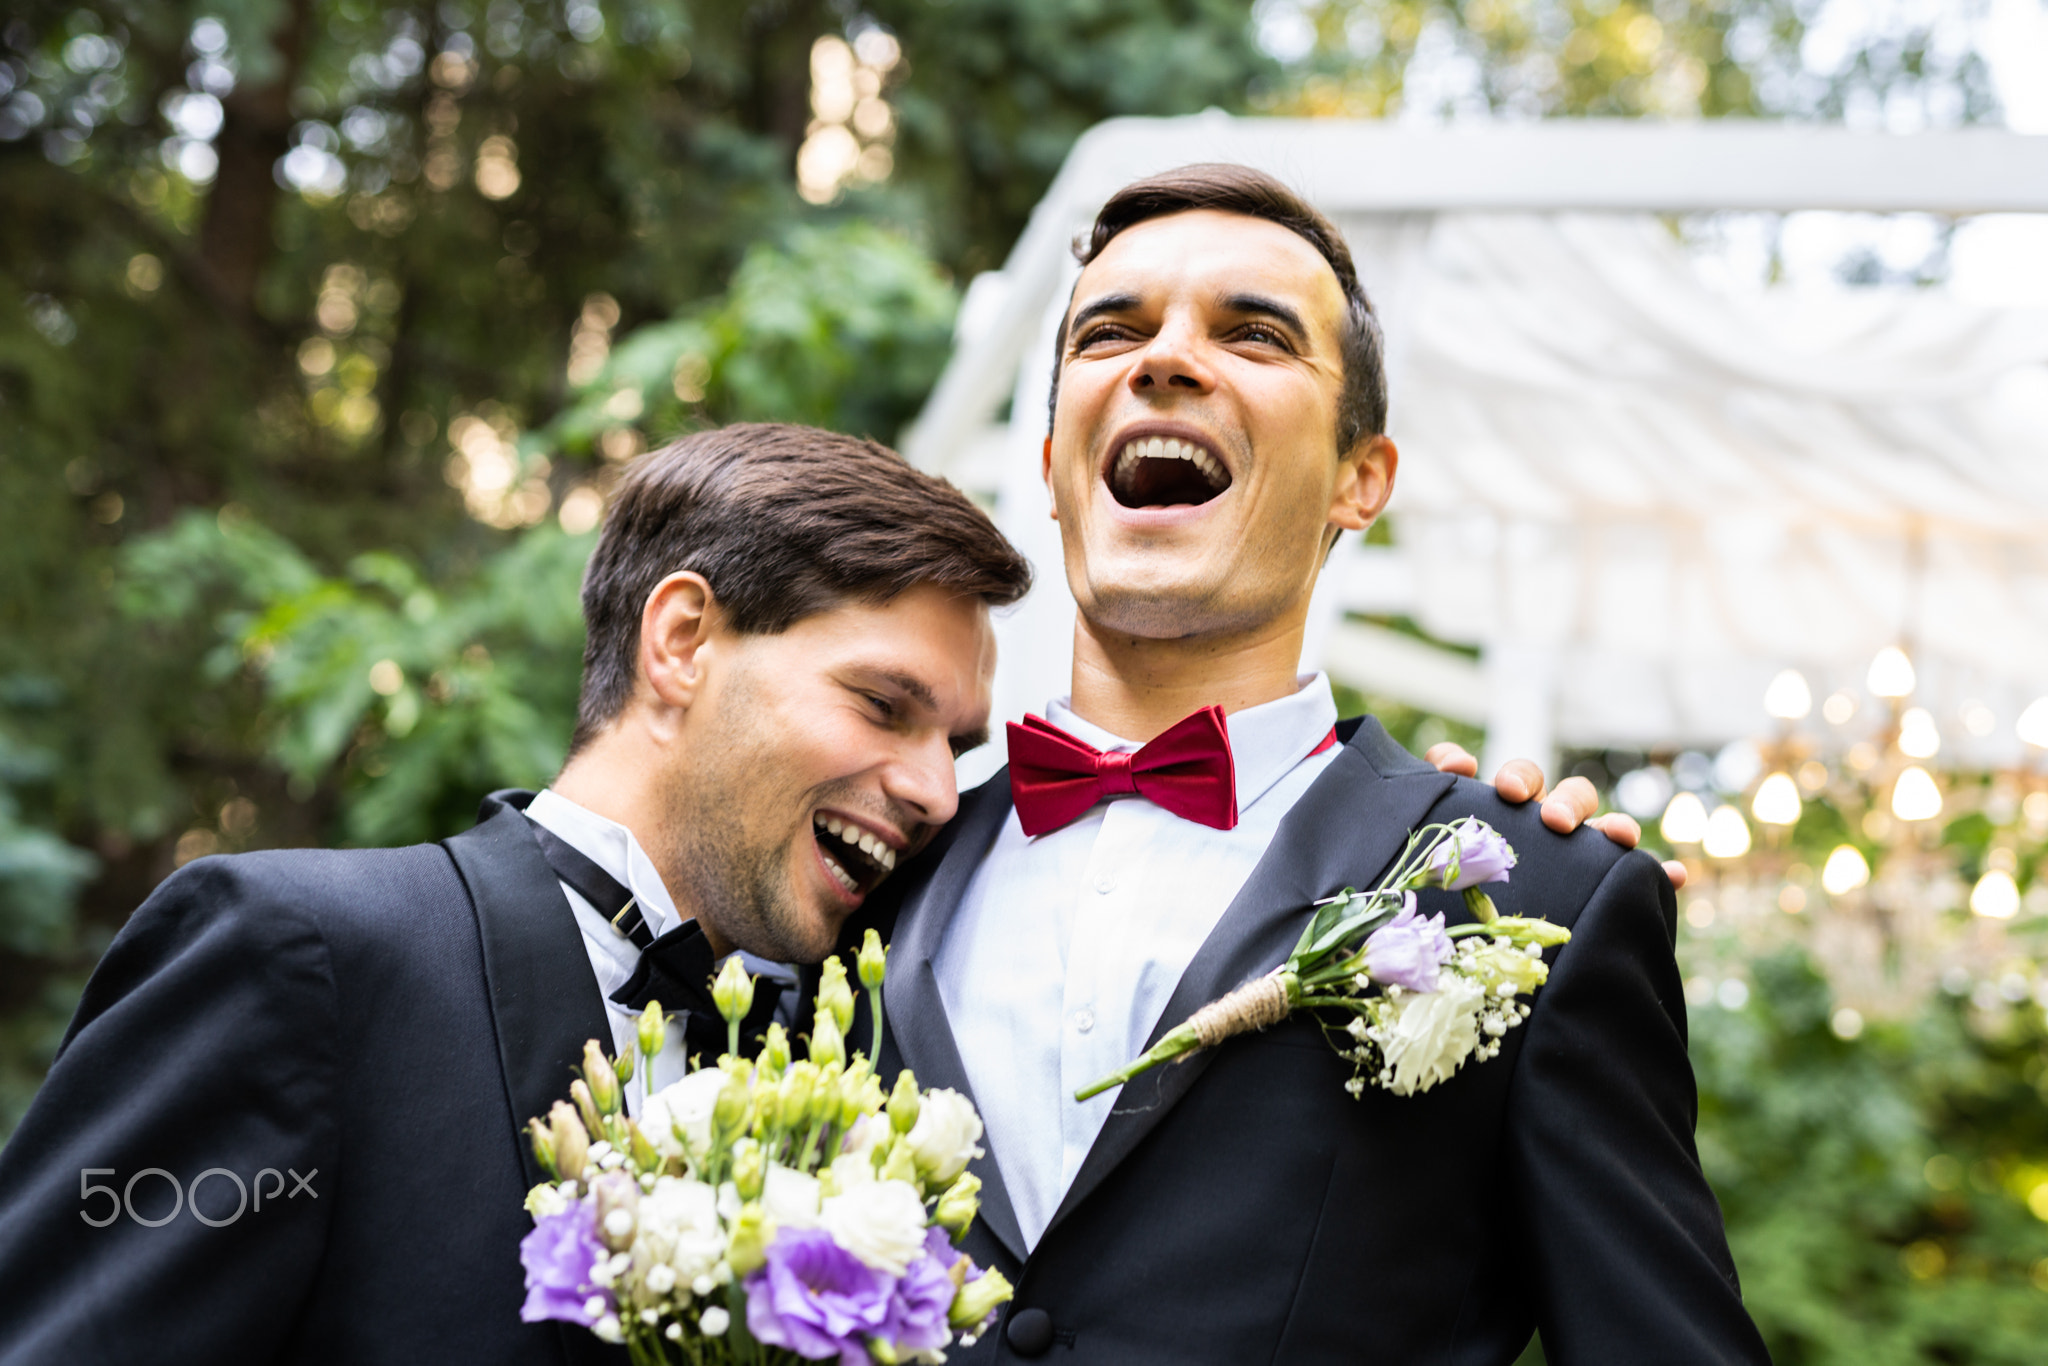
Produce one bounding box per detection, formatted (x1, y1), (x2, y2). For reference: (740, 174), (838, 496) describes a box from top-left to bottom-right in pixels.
(1007, 705), (1240, 837)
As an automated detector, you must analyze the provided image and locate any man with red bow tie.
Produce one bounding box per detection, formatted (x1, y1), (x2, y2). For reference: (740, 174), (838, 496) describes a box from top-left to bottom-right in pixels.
(845, 165), (1769, 1365)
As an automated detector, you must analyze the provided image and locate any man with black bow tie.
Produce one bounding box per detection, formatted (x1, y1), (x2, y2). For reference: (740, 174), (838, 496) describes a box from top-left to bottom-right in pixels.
(845, 166), (1772, 1365)
(0, 425), (1028, 1366)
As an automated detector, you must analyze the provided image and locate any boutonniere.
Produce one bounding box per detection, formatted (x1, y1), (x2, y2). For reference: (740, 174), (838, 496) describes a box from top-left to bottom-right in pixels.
(1077, 818), (1569, 1101)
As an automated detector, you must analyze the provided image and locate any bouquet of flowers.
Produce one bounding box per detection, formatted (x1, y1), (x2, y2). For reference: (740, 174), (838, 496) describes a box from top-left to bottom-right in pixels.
(519, 931), (1012, 1365)
(1077, 817), (1569, 1102)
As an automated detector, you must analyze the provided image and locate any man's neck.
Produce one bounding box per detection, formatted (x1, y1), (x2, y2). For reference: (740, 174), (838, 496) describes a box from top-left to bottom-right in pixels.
(1065, 610), (1308, 742)
(549, 730), (721, 953)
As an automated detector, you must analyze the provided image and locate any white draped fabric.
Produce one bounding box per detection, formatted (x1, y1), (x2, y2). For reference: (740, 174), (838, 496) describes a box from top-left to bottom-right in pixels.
(1366, 211), (2048, 763)
(904, 119), (2048, 784)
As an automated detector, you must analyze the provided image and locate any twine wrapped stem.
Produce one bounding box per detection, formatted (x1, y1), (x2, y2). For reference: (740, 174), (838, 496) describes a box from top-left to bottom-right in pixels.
(1074, 969), (1300, 1100)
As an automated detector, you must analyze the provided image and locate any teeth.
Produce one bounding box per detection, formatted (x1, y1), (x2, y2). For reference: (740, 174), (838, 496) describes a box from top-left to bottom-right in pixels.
(820, 850), (858, 893)
(878, 846), (896, 871)
(814, 816), (898, 880)
(825, 816), (843, 836)
(1113, 437), (1227, 490)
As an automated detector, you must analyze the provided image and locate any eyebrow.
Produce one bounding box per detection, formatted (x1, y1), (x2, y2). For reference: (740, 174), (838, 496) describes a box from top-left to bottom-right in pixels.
(857, 668), (989, 751)
(1217, 292), (1310, 341)
(1066, 291), (1143, 340)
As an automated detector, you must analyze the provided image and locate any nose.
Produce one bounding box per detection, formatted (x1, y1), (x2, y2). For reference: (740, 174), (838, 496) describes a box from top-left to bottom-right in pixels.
(1128, 314), (1214, 396)
(885, 729), (961, 831)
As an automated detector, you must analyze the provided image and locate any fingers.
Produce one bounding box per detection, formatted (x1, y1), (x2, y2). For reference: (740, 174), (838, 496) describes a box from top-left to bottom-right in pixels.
(1539, 775), (1600, 834)
(1663, 859), (1689, 890)
(1424, 741), (1479, 779)
(1491, 758), (1546, 805)
(1586, 812), (1641, 849)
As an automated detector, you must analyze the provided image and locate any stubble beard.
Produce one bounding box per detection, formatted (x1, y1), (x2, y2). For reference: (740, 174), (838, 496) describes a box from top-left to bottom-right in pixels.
(665, 727), (837, 966)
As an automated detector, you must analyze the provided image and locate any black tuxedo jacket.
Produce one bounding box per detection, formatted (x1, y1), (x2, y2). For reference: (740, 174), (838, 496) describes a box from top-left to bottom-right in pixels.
(0, 792), (629, 1366)
(845, 717), (1772, 1365)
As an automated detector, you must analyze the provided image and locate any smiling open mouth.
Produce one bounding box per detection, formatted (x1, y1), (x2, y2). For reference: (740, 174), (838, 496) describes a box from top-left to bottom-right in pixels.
(1109, 436), (1231, 509)
(812, 814), (897, 896)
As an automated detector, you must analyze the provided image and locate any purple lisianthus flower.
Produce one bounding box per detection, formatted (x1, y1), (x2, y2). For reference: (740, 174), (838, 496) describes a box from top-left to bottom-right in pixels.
(1362, 898), (1454, 992)
(519, 1207), (610, 1325)
(880, 1239), (958, 1354)
(1425, 821), (1516, 891)
(744, 1227), (892, 1366)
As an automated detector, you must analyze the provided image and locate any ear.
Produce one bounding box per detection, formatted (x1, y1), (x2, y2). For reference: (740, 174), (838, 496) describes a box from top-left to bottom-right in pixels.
(1328, 433), (1398, 534)
(638, 572), (719, 710)
(1042, 435), (1059, 521)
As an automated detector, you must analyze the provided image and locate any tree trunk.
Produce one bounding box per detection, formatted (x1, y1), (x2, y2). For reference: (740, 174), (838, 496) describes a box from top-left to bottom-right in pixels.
(197, 0), (316, 317)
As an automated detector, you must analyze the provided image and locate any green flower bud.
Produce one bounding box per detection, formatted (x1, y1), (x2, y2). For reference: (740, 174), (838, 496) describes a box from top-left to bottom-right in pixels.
(887, 1070), (921, 1134)
(818, 956), (856, 1035)
(712, 956), (756, 1026)
(879, 1138), (919, 1186)
(759, 1023), (791, 1080)
(637, 1001), (667, 1060)
(582, 1040), (622, 1116)
(726, 1202), (770, 1277)
(934, 1171), (982, 1236)
(549, 1100), (590, 1182)
(857, 928), (887, 991)
(713, 1074), (750, 1140)
(625, 1117), (660, 1170)
(779, 1063), (817, 1130)
(527, 1116), (558, 1180)
(612, 1046), (634, 1087)
(1463, 887), (1500, 924)
(837, 1058), (874, 1128)
(1489, 915), (1571, 947)
(731, 1139), (766, 1201)
(949, 1265), (1014, 1329)
(570, 1078), (603, 1137)
(810, 1008), (846, 1071)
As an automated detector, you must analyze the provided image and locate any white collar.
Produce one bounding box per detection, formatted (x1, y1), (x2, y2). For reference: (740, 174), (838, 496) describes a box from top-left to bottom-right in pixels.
(1043, 672), (1340, 812)
(525, 788), (681, 940)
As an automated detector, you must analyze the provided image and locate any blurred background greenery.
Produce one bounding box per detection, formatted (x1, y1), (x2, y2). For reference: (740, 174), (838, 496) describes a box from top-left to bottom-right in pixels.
(2, 1), (2043, 1359)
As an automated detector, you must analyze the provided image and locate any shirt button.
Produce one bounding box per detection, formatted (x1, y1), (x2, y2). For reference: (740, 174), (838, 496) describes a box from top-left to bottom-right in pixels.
(1094, 874), (1116, 894)
(1074, 1009), (1095, 1034)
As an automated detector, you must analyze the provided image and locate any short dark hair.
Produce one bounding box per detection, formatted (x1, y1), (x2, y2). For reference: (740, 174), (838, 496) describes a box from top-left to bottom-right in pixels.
(572, 423), (1031, 752)
(1049, 163), (1388, 452)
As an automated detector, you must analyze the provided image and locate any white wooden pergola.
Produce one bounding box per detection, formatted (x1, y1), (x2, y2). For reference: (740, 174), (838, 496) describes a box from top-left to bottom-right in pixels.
(902, 117), (2048, 784)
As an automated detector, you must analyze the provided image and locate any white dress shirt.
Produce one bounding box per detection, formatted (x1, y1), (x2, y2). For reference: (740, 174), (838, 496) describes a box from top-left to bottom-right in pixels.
(933, 674), (1342, 1248)
(525, 788), (694, 1113)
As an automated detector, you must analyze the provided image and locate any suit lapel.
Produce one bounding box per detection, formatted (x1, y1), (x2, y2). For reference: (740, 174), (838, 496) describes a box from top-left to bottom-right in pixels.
(444, 790), (613, 1190)
(1044, 719), (1455, 1238)
(881, 771), (1028, 1262)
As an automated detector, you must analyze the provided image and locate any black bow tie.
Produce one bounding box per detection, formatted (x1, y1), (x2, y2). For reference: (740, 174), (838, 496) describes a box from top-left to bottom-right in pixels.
(524, 814), (786, 1059)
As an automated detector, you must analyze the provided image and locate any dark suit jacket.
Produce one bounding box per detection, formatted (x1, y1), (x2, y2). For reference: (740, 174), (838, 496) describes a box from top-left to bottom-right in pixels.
(844, 717), (1772, 1365)
(0, 792), (627, 1366)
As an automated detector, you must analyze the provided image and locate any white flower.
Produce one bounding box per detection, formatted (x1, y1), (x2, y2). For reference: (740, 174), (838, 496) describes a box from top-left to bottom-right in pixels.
(762, 1163), (821, 1230)
(644, 1264), (676, 1295)
(1378, 977), (1485, 1096)
(828, 1150), (876, 1193)
(700, 1306), (731, 1336)
(819, 1178), (930, 1276)
(524, 1182), (570, 1218)
(643, 1069), (729, 1159)
(593, 1314), (623, 1343)
(903, 1088), (985, 1186)
(633, 1176), (726, 1289)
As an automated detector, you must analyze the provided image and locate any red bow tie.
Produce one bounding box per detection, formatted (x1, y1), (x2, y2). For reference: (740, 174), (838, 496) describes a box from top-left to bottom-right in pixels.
(1007, 705), (1239, 837)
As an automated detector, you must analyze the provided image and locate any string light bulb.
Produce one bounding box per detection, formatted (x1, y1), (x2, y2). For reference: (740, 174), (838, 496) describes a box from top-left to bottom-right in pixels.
(1821, 844), (1870, 895)
(1751, 772), (1802, 826)
(1897, 707), (1941, 759)
(1763, 669), (1812, 721)
(1660, 791), (1708, 844)
(1890, 765), (1943, 821)
(1866, 646), (1916, 699)
(1703, 805), (1753, 859)
(1969, 869), (2020, 920)
(2018, 697), (2048, 749)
